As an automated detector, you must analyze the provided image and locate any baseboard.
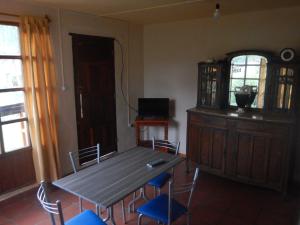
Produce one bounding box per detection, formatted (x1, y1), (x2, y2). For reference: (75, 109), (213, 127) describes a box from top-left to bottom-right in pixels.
(0, 183), (38, 202)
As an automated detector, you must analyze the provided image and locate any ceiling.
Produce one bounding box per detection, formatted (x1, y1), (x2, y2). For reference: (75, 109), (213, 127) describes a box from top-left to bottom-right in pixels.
(18, 0), (300, 24)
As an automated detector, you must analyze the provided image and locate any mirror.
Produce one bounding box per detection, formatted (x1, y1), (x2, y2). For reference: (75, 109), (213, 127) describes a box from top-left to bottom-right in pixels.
(229, 55), (268, 109)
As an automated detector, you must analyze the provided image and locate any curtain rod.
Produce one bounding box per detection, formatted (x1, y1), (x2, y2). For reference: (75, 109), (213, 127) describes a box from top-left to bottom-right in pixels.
(0, 12), (51, 22)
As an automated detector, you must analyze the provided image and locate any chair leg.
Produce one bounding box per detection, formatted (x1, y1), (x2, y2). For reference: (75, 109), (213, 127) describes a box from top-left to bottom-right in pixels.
(187, 213), (191, 225)
(121, 200), (126, 224)
(79, 197), (83, 212)
(158, 188), (161, 196)
(138, 214), (143, 225)
(96, 205), (99, 216)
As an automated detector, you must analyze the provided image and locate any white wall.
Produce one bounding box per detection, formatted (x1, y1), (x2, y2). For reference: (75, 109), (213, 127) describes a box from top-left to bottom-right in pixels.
(144, 7), (300, 180)
(0, 0), (144, 176)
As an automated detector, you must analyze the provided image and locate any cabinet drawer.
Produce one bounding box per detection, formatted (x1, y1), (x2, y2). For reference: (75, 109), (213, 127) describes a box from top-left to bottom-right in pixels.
(236, 121), (290, 136)
(190, 113), (227, 128)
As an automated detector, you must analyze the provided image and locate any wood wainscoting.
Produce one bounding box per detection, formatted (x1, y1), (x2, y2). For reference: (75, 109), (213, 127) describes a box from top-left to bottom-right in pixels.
(0, 148), (36, 194)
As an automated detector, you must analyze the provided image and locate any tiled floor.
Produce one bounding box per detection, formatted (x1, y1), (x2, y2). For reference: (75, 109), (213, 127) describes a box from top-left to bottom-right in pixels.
(0, 161), (300, 225)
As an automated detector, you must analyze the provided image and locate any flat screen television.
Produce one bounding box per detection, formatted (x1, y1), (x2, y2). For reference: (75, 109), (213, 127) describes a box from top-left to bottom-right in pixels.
(138, 98), (169, 119)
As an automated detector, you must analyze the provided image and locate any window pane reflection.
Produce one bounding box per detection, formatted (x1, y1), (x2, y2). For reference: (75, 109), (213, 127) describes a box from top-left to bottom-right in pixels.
(2, 121), (30, 152)
(0, 24), (21, 56)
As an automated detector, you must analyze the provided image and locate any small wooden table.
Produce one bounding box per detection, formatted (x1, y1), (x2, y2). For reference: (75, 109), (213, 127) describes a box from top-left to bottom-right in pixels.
(135, 118), (169, 146)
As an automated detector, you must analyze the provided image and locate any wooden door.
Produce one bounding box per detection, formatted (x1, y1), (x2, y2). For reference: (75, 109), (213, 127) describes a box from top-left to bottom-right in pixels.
(72, 34), (117, 156)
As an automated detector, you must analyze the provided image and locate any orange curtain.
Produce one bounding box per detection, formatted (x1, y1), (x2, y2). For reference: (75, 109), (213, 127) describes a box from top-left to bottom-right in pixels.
(20, 16), (61, 182)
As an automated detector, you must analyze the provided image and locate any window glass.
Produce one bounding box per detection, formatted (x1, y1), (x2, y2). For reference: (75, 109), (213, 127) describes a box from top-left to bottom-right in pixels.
(0, 24), (21, 56)
(0, 24), (31, 154)
(1, 107), (26, 122)
(0, 91), (25, 107)
(2, 121), (30, 152)
(231, 65), (245, 78)
(246, 66), (260, 79)
(247, 55), (263, 65)
(230, 79), (244, 91)
(0, 59), (23, 89)
(231, 55), (246, 65)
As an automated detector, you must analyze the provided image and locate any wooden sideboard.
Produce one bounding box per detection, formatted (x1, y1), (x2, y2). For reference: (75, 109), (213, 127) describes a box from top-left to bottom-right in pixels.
(186, 108), (295, 193)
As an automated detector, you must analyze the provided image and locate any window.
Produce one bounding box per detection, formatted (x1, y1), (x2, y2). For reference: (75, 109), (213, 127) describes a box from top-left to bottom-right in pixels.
(0, 23), (30, 153)
(229, 55), (268, 108)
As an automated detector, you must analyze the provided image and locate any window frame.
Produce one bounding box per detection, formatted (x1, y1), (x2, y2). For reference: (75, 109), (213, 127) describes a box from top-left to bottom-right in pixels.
(227, 50), (272, 111)
(0, 21), (31, 155)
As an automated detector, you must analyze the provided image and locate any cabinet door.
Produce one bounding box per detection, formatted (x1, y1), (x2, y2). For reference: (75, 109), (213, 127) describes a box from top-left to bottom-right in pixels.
(187, 124), (201, 164)
(267, 137), (287, 188)
(235, 133), (252, 180)
(211, 129), (226, 172)
(250, 136), (269, 184)
(199, 127), (212, 167)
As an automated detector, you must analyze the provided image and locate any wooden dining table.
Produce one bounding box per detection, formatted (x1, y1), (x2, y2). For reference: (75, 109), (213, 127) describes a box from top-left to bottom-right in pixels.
(53, 146), (184, 224)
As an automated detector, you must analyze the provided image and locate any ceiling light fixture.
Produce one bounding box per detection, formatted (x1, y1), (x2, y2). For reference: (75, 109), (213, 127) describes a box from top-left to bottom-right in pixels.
(213, 3), (220, 19)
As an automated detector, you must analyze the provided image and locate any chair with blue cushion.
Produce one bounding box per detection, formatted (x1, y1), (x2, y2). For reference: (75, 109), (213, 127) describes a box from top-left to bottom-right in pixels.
(69, 144), (126, 223)
(37, 181), (107, 225)
(137, 167), (199, 225)
(148, 137), (180, 197)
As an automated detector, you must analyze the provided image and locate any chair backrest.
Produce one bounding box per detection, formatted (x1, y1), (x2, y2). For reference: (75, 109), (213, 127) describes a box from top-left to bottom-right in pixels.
(152, 137), (180, 155)
(173, 167), (200, 210)
(69, 143), (100, 173)
(37, 181), (65, 225)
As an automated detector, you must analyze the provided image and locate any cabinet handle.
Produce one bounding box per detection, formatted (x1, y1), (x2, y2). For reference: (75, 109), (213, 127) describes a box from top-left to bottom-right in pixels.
(79, 92), (84, 119)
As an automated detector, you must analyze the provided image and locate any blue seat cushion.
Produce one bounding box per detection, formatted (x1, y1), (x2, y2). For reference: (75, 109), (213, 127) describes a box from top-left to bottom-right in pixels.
(66, 210), (107, 225)
(148, 172), (171, 188)
(137, 194), (187, 224)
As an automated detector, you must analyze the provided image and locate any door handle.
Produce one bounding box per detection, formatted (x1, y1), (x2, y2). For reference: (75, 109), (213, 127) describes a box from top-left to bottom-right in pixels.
(79, 92), (84, 119)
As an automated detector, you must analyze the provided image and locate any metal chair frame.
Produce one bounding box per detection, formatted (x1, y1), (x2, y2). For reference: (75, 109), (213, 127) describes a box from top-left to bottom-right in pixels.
(152, 137), (180, 197)
(152, 137), (180, 155)
(37, 181), (65, 225)
(69, 144), (126, 224)
(137, 167), (199, 225)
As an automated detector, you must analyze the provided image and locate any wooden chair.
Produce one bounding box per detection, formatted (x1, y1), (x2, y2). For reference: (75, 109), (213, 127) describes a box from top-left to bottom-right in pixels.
(37, 181), (107, 225)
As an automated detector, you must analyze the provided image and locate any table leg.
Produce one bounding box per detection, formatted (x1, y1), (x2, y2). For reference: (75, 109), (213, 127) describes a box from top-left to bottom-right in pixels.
(164, 125), (168, 140)
(96, 205), (99, 216)
(168, 170), (174, 225)
(128, 187), (149, 213)
(109, 207), (116, 225)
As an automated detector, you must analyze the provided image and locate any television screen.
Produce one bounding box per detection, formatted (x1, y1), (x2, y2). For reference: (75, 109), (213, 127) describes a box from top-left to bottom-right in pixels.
(138, 98), (169, 119)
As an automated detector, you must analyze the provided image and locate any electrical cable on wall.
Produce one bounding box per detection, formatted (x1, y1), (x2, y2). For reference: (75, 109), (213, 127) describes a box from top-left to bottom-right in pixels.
(114, 39), (138, 113)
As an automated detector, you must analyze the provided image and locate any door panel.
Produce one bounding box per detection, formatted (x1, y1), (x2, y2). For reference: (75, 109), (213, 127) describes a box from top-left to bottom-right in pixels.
(251, 136), (268, 183)
(199, 127), (211, 167)
(211, 129), (226, 171)
(72, 34), (117, 157)
(236, 133), (251, 179)
(0, 149), (35, 194)
(268, 138), (286, 187)
(187, 124), (201, 164)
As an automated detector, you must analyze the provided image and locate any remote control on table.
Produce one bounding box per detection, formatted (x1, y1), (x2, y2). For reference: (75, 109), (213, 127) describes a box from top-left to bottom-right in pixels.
(147, 158), (166, 168)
